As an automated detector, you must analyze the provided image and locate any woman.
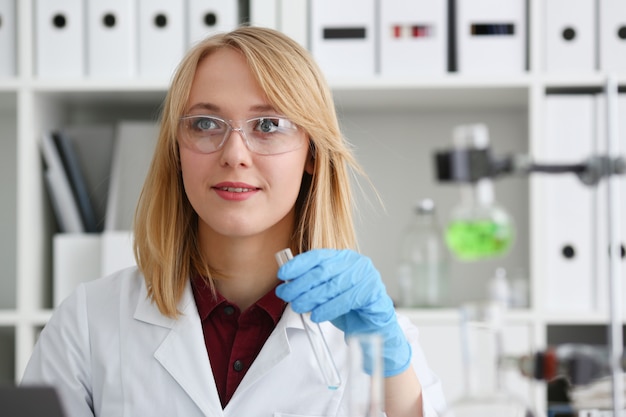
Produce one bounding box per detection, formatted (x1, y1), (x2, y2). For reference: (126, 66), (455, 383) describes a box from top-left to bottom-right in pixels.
(22, 26), (446, 416)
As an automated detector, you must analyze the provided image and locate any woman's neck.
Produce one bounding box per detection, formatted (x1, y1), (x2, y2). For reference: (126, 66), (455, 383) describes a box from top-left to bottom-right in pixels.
(200, 233), (291, 311)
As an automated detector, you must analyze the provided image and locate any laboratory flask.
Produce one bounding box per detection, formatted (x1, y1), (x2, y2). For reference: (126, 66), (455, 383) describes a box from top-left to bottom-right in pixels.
(347, 333), (384, 417)
(443, 124), (514, 261)
(442, 302), (536, 417)
(396, 198), (449, 308)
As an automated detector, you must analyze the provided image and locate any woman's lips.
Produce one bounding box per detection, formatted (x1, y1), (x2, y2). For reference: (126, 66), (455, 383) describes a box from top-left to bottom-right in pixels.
(213, 183), (260, 201)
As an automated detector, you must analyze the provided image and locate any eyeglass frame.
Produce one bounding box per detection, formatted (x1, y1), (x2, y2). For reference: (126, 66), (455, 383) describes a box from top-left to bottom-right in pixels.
(177, 114), (307, 156)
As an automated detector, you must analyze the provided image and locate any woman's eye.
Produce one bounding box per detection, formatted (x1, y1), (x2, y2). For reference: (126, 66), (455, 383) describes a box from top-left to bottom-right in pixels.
(195, 117), (218, 131)
(256, 118), (279, 133)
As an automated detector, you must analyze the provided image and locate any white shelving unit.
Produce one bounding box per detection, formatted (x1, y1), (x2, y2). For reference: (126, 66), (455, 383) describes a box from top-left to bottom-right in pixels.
(1, 0), (624, 414)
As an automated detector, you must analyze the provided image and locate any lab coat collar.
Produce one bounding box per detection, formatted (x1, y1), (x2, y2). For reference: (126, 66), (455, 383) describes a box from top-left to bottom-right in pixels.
(224, 305), (304, 411)
(134, 278), (224, 417)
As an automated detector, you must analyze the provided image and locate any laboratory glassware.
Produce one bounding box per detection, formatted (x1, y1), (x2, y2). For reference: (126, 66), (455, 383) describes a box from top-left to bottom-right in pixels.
(347, 333), (384, 417)
(442, 301), (536, 417)
(275, 248), (342, 390)
(396, 198), (449, 308)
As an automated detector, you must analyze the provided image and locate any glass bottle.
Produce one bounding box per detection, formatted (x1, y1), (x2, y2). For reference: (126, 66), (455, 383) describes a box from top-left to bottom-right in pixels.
(396, 198), (449, 308)
(442, 301), (537, 417)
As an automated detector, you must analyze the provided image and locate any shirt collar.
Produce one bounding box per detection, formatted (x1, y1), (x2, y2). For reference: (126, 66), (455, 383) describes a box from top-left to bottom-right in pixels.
(191, 275), (286, 324)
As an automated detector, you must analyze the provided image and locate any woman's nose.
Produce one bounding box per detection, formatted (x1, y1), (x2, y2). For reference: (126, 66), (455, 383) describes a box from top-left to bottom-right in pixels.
(218, 128), (252, 166)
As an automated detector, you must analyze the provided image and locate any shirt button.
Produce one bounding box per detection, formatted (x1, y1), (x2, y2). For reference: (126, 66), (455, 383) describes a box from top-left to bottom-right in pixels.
(223, 305), (235, 315)
(233, 360), (244, 372)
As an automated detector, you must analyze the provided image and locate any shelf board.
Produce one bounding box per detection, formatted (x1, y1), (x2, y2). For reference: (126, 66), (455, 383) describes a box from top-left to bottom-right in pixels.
(9, 75), (535, 111)
(331, 75), (532, 110)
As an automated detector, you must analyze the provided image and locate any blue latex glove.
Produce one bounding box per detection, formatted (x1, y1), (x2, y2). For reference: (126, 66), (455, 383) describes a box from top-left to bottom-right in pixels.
(275, 248), (412, 377)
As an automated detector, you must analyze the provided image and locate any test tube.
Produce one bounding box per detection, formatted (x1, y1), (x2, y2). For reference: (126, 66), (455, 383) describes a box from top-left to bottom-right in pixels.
(275, 248), (342, 390)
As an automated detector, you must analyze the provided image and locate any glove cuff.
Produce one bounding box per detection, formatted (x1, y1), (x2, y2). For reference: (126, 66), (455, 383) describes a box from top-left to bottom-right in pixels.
(383, 331), (413, 377)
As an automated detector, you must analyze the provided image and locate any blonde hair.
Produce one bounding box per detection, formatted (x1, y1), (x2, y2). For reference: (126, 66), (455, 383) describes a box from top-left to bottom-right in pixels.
(134, 26), (366, 317)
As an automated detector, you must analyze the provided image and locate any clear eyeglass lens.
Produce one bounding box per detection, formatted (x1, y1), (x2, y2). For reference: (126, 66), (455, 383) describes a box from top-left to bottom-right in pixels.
(180, 115), (302, 155)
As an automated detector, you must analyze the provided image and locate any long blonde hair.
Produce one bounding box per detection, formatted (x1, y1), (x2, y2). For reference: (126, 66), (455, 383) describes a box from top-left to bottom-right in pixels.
(134, 26), (366, 317)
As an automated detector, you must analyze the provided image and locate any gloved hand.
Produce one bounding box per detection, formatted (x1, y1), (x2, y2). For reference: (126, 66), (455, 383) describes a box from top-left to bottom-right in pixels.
(275, 248), (412, 377)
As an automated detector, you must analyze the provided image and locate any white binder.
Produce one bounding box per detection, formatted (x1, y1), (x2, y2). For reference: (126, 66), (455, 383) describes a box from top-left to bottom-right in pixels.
(379, 0), (447, 76)
(545, 0), (596, 73)
(249, 0), (278, 30)
(593, 94), (626, 313)
(310, 0), (376, 78)
(279, 0), (308, 48)
(53, 234), (101, 307)
(105, 120), (159, 232)
(539, 95), (597, 313)
(100, 230), (136, 277)
(138, 0), (185, 80)
(599, 0), (626, 73)
(35, 0), (85, 78)
(456, 0), (526, 74)
(86, 0), (135, 78)
(0, 0), (15, 77)
(187, 0), (239, 47)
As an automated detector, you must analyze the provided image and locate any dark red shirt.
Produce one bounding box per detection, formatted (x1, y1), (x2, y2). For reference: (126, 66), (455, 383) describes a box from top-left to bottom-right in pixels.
(191, 277), (287, 408)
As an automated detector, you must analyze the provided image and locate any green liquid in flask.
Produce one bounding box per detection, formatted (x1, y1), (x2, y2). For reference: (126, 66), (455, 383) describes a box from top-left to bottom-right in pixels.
(445, 219), (514, 261)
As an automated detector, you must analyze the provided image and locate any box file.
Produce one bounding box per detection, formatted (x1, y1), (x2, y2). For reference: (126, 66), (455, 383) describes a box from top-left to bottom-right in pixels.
(593, 94), (626, 312)
(545, 0), (596, 73)
(138, 0), (185, 80)
(100, 230), (136, 277)
(86, 0), (135, 78)
(455, 0), (526, 74)
(105, 121), (159, 231)
(279, 0), (308, 48)
(599, 0), (626, 73)
(310, 0), (376, 77)
(35, 0), (85, 78)
(187, 0), (239, 47)
(538, 95), (597, 313)
(249, 0), (278, 30)
(379, 0), (447, 76)
(0, 0), (15, 77)
(53, 234), (101, 307)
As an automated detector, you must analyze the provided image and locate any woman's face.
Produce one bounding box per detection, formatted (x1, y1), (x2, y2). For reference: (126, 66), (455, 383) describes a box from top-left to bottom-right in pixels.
(178, 47), (313, 242)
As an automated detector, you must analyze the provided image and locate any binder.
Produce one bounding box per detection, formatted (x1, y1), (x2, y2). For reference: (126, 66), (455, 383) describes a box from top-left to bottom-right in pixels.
(379, 0), (447, 76)
(100, 231), (136, 277)
(61, 124), (116, 232)
(187, 0), (239, 47)
(53, 234), (101, 307)
(279, 0), (308, 48)
(86, 0), (135, 78)
(599, 0), (626, 73)
(105, 121), (159, 231)
(138, 0), (185, 80)
(310, 0), (376, 77)
(544, 0), (596, 73)
(249, 0), (278, 30)
(455, 0), (526, 74)
(539, 95), (597, 313)
(40, 132), (84, 234)
(35, 0), (85, 78)
(51, 131), (99, 233)
(0, 0), (15, 77)
(593, 94), (626, 312)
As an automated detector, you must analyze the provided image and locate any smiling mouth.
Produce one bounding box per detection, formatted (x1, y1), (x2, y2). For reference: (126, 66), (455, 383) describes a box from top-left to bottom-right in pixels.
(217, 186), (256, 193)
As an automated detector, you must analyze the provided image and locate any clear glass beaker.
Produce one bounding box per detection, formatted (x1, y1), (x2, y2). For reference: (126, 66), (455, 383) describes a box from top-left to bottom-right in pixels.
(347, 333), (384, 417)
(442, 302), (536, 417)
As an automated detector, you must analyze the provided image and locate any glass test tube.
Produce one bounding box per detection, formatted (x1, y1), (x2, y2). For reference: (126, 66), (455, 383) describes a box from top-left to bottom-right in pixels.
(275, 248), (342, 390)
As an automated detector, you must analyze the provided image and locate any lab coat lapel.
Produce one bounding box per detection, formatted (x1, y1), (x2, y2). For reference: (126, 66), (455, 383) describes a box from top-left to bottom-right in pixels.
(228, 306), (303, 401)
(135, 280), (223, 417)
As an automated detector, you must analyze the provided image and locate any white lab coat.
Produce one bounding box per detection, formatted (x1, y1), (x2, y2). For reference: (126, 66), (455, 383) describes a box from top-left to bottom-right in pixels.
(22, 267), (446, 417)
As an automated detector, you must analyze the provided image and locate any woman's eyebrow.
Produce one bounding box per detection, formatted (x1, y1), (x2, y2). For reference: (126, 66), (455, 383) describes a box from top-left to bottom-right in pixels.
(186, 102), (220, 113)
